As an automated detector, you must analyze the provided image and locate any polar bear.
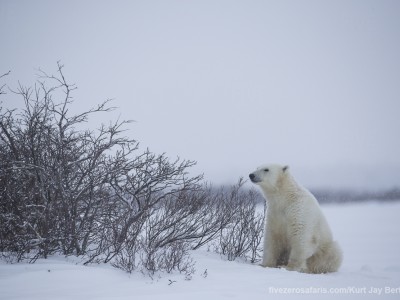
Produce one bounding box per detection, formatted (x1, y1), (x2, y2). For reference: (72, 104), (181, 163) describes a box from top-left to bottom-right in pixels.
(249, 164), (342, 273)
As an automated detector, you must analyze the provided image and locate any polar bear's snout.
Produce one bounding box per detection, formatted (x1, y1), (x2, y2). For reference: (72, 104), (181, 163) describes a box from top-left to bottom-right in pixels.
(249, 173), (259, 183)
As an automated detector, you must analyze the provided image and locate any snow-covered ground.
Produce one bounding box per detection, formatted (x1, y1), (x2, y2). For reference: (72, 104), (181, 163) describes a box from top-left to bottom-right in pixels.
(1, 201), (400, 300)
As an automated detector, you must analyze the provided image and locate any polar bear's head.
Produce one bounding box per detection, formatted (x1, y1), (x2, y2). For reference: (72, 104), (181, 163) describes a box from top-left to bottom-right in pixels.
(249, 164), (289, 190)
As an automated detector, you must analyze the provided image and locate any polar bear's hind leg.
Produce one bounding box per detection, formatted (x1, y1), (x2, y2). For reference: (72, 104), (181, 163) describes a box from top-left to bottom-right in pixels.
(306, 241), (343, 273)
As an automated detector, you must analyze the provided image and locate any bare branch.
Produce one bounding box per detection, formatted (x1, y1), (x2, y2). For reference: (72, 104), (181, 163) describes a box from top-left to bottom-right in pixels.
(0, 71), (11, 95)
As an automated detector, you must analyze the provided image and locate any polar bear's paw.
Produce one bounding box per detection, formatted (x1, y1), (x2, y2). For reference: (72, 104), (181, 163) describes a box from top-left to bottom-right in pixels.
(286, 261), (308, 273)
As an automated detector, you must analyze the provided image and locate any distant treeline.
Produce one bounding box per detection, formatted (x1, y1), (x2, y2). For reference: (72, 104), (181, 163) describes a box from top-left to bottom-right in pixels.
(311, 188), (400, 204)
(244, 186), (400, 205)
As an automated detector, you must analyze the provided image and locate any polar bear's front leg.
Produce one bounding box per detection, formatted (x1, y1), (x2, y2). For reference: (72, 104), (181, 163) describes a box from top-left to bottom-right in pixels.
(286, 235), (310, 272)
(261, 242), (277, 268)
(261, 229), (282, 268)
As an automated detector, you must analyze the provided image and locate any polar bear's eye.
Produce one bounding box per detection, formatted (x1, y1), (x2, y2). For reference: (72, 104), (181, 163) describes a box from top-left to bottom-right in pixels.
(264, 168), (269, 172)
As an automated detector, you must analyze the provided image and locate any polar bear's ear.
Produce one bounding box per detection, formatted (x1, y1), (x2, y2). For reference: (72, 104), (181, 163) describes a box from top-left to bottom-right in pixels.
(282, 165), (289, 172)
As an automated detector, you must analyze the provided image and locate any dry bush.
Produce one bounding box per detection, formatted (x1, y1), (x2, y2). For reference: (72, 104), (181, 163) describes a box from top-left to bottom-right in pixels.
(215, 182), (264, 263)
(0, 65), (265, 276)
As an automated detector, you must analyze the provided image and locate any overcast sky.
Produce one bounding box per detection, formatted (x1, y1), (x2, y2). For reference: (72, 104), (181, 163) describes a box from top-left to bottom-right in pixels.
(1, 0), (400, 190)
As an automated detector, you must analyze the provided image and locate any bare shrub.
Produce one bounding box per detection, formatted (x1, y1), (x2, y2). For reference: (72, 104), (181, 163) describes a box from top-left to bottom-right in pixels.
(140, 239), (195, 277)
(111, 241), (142, 274)
(0, 64), (147, 263)
(215, 181), (264, 262)
(0, 64), (265, 276)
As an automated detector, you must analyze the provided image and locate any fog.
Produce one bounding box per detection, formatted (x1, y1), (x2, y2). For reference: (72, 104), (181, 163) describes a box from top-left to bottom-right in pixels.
(1, 0), (399, 190)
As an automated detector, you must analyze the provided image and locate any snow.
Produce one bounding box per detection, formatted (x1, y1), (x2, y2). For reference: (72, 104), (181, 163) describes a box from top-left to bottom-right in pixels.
(1, 202), (400, 299)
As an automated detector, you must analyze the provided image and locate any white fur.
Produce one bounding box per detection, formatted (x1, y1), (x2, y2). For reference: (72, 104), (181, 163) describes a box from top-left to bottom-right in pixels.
(249, 164), (342, 273)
